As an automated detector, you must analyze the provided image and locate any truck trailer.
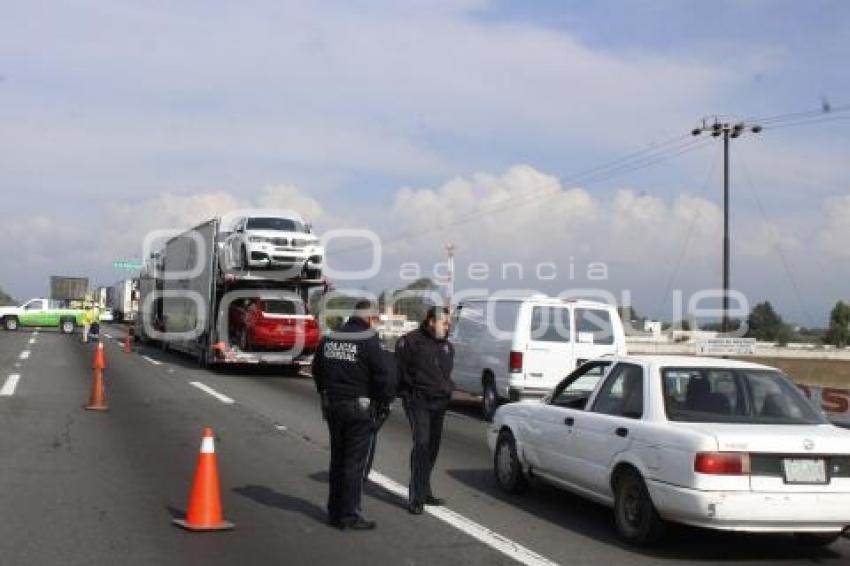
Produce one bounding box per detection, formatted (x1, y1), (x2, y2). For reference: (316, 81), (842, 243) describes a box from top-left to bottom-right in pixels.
(136, 217), (324, 367)
(110, 278), (139, 323)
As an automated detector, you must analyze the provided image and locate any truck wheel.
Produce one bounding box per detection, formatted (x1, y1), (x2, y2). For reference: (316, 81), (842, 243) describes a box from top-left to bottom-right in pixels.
(482, 377), (499, 422)
(60, 319), (76, 334)
(613, 468), (665, 546)
(3, 317), (18, 331)
(197, 344), (209, 369)
(494, 430), (529, 493)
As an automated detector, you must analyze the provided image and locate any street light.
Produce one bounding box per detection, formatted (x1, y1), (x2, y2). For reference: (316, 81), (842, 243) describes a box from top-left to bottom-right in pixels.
(691, 117), (762, 333)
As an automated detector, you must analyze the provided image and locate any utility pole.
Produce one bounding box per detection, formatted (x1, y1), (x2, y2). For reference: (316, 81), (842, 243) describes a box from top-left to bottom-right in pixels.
(444, 242), (456, 309)
(691, 119), (761, 333)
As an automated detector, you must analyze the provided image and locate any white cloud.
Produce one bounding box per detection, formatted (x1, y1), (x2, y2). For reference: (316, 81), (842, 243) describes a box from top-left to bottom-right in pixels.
(387, 165), (598, 262)
(817, 194), (850, 259)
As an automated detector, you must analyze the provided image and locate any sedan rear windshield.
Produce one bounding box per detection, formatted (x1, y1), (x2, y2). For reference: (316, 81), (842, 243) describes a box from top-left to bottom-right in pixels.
(662, 367), (826, 425)
(246, 217), (306, 233)
(261, 299), (305, 315)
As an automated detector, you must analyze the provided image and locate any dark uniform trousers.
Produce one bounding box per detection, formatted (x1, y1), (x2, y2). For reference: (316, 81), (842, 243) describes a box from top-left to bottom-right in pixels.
(326, 399), (374, 522)
(404, 396), (449, 505)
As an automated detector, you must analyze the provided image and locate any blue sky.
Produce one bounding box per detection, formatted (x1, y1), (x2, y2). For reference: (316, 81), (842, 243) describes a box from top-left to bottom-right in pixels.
(0, 1), (848, 325)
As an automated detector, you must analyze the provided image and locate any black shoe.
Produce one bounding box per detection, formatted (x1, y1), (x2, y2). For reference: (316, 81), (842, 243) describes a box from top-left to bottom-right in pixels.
(328, 517), (344, 529)
(424, 496), (445, 506)
(408, 502), (424, 515)
(341, 516), (376, 530)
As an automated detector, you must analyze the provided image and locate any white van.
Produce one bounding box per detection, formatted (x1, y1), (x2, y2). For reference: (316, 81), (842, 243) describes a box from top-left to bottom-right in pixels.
(450, 295), (626, 419)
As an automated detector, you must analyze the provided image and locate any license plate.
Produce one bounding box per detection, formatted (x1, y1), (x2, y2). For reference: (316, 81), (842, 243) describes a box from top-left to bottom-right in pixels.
(782, 458), (827, 484)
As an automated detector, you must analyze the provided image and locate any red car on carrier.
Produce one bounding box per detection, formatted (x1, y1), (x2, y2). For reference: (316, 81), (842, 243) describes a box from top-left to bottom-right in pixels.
(228, 297), (321, 354)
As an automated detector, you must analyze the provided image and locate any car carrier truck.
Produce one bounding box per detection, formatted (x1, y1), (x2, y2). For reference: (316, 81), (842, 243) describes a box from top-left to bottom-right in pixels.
(136, 217), (325, 367)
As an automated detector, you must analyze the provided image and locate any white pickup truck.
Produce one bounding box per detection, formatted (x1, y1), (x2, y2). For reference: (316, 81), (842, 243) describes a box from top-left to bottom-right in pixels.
(0, 298), (85, 334)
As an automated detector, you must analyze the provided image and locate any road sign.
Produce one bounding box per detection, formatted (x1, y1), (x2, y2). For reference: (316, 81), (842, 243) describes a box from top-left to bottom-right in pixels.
(696, 337), (757, 356)
(112, 260), (143, 271)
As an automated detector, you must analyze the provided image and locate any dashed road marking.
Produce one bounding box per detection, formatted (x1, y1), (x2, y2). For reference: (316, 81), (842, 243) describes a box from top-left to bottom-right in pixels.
(28, 337), (36, 345)
(189, 381), (235, 405)
(367, 470), (559, 566)
(19, 351), (30, 360)
(0, 374), (21, 397)
(141, 355), (162, 366)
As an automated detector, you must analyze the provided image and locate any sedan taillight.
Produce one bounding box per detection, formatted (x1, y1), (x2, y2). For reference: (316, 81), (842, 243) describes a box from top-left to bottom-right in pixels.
(694, 452), (751, 475)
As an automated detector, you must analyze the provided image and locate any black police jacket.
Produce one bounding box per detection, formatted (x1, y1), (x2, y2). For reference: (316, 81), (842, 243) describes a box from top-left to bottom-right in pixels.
(396, 324), (455, 401)
(312, 317), (391, 403)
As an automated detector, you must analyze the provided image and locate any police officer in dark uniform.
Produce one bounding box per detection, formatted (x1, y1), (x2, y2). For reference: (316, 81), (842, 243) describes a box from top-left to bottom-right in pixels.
(396, 306), (454, 515)
(312, 300), (391, 530)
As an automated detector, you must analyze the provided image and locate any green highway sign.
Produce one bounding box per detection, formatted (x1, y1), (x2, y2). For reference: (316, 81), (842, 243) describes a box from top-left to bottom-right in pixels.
(112, 259), (143, 271)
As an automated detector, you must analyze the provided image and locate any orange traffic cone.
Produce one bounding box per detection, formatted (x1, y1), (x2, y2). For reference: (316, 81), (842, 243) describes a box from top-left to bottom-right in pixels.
(173, 427), (234, 531)
(85, 342), (108, 411)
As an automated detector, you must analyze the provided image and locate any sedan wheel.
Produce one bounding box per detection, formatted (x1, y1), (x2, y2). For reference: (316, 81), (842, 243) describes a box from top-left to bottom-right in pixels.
(4, 317), (18, 331)
(613, 470), (664, 545)
(60, 320), (75, 334)
(494, 431), (528, 493)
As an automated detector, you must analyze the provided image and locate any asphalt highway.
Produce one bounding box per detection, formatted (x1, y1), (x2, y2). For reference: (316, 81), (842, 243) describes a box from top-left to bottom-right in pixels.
(1, 324), (848, 566)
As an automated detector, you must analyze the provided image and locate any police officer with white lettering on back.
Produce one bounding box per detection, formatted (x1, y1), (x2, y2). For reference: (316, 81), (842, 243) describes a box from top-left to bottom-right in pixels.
(312, 300), (391, 530)
(397, 306), (454, 515)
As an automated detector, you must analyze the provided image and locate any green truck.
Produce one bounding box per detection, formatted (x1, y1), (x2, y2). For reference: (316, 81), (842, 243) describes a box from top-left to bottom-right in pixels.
(0, 298), (86, 334)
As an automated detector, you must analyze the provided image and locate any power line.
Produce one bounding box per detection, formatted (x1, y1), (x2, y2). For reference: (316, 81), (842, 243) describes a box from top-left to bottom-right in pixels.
(327, 137), (713, 258)
(743, 102), (850, 125)
(762, 115), (850, 131)
(327, 101), (848, 260)
(738, 154), (815, 327)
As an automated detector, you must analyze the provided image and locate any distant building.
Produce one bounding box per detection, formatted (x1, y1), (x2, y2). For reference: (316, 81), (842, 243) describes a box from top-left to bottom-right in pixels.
(376, 312), (418, 341)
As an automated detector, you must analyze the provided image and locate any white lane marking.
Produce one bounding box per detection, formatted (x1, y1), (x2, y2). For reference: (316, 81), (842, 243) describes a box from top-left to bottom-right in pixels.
(19, 351), (30, 360)
(367, 470), (559, 566)
(104, 333), (112, 339)
(141, 355), (162, 366)
(189, 381), (235, 405)
(28, 337), (36, 345)
(0, 374), (21, 397)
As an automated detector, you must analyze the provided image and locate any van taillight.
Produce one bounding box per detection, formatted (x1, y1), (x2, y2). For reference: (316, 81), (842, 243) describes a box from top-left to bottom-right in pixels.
(509, 351), (523, 373)
(694, 452), (750, 475)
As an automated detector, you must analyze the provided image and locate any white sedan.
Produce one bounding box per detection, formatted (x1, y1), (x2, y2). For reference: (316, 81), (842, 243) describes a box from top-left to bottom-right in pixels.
(489, 355), (850, 546)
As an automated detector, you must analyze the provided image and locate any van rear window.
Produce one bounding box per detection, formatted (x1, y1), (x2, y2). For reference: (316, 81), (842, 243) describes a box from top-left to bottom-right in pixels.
(575, 309), (614, 345)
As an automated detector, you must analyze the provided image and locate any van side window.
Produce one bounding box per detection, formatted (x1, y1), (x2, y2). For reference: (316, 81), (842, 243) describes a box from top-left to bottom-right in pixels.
(489, 300), (521, 341)
(529, 306), (571, 342)
(575, 308), (614, 345)
(590, 363), (644, 419)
